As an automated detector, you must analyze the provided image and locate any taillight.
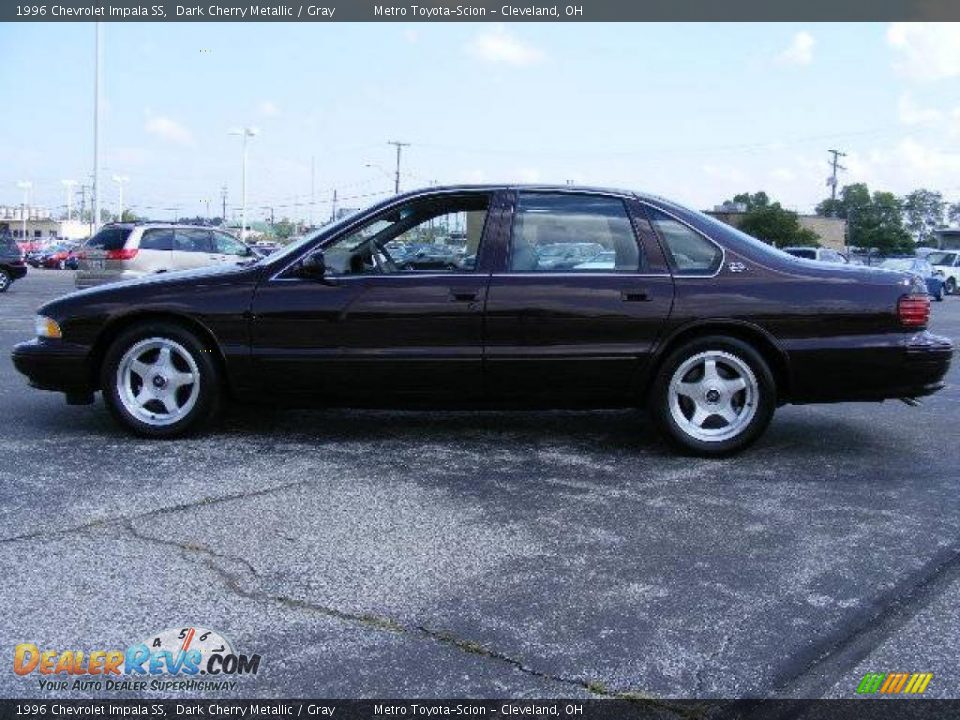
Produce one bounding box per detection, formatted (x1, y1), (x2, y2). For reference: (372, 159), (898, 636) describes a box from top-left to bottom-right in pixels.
(898, 294), (930, 328)
(105, 248), (138, 261)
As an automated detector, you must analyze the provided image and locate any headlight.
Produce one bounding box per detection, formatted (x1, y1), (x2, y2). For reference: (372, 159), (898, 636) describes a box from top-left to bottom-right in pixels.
(35, 315), (62, 339)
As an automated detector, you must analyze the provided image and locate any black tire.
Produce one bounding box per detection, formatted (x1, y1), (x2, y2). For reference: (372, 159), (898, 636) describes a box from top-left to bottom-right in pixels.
(935, 285), (944, 302)
(100, 321), (221, 438)
(649, 336), (776, 457)
(0, 269), (10, 293)
(946, 278), (956, 296)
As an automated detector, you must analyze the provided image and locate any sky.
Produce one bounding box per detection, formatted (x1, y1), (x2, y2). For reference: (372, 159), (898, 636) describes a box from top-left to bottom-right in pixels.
(1, 22), (960, 223)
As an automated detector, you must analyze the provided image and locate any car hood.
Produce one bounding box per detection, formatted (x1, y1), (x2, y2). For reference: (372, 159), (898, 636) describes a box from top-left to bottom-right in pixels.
(72, 262), (259, 298)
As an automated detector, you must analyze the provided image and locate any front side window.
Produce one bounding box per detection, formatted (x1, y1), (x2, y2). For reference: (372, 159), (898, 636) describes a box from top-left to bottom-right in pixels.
(212, 231), (248, 256)
(647, 207), (723, 275)
(509, 193), (641, 273)
(175, 229), (212, 253)
(322, 195), (489, 276)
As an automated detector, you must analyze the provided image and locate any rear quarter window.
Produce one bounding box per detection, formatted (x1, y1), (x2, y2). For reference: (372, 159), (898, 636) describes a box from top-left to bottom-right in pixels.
(647, 207), (722, 275)
(86, 226), (133, 251)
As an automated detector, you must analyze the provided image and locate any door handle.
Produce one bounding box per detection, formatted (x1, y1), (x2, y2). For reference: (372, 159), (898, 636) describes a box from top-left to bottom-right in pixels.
(621, 289), (651, 302)
(449, 290), (479, 302)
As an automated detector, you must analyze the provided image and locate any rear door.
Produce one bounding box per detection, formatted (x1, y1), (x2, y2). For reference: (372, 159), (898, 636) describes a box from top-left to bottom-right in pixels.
(134, 227), (174, 273)
(484, 191), (675, 404)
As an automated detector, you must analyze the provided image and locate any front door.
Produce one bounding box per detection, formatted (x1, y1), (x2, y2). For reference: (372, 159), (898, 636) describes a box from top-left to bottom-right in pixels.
(250, 192), (496, 403)
(484, 191), (675, 404)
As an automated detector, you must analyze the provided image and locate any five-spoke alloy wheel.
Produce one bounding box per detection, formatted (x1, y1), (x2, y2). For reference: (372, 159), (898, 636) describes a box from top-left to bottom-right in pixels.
(651, 336), (776, 456)
(102, 322), (220, 437)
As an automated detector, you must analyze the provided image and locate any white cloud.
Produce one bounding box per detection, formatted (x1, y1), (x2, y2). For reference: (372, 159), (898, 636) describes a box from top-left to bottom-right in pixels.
(777, 31), (815, 66)
(465, 25), (545, 66)
(258, 100), (280, 117)
(897, 92), (944, 126)
(144, 114), (193, 145)
(888, 23), (960, 81)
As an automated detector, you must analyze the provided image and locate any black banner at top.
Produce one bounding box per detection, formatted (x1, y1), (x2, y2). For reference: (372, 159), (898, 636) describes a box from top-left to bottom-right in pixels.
(4, 0), (960, 22)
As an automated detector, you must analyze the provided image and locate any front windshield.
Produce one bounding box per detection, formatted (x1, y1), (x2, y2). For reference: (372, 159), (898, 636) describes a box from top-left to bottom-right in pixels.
(927, 252), (955, 267)
(261, 206), (370, 267)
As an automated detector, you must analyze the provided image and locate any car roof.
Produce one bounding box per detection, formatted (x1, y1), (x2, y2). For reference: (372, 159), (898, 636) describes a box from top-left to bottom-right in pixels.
(392, 183), (651, 201)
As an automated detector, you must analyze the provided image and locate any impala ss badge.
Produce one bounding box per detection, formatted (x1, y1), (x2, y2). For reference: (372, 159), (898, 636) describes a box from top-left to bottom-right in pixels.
(728, 261), (747, 273)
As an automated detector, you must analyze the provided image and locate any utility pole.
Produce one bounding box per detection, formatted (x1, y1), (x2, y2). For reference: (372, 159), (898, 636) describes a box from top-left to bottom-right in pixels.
(220, 185), (228, 223)
(387, 140), (410, 194)
(79, 185), (88, 228)
(330, 189), (338, 222)
(16, 181), (32, 245)
(827, 149), (847, 203)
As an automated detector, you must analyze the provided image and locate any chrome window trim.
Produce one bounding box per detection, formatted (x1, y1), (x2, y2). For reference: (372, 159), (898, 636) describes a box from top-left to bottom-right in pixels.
(639, 201), (727, 280)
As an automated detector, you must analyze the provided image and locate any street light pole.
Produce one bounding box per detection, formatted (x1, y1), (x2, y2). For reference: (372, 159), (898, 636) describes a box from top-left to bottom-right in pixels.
(61, 179), (77, 221)
(16, 181), (32, 245)
(112, 175), (129, 221)
(229, 127), (258, 240)
(93, 22), (102, 234)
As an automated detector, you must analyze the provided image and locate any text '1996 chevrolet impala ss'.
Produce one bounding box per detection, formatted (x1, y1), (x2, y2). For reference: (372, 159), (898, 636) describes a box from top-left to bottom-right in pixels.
(12, 185), (954, 456)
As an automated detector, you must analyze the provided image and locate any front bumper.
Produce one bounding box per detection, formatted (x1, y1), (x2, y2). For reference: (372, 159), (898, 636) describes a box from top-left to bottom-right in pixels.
(12, 339), (94, 395)
(786, 331), (954, 403)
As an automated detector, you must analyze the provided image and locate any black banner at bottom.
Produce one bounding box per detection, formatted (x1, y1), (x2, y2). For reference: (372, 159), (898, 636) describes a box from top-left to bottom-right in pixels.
(0, 700), (957, 720)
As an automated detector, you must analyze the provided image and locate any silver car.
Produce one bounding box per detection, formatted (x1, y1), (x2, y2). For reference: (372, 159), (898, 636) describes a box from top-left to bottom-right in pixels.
(76, 223), (257, 289)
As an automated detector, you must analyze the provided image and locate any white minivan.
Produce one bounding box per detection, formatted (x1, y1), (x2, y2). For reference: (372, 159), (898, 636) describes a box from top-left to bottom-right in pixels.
(76, 223), (257, 289)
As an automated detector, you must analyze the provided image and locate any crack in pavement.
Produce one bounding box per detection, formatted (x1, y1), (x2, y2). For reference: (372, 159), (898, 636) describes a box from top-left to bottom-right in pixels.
(0, 478), (312, 545)
(116, 520), (684, 708)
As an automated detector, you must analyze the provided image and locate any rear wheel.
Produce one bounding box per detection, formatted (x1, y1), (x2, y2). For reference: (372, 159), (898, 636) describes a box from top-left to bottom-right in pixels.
(650, 336), (776, 456)
(946, 278), (957, 296)
(100, 322), (221, 438)
(0, 269), (10, 293)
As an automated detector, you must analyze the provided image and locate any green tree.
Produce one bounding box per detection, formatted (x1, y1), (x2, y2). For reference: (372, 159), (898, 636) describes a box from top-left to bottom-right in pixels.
(732, 198), (820, 247)
(902, 189), (944, 245)
(816, 183), (913, 254)
(947, 202), (960, 226)
(273, 218), (296, 239)
(727, 191), (771, 211)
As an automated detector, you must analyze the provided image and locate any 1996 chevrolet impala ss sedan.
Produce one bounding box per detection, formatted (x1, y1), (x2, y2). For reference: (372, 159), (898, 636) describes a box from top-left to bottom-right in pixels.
(12, 185), (954, 456)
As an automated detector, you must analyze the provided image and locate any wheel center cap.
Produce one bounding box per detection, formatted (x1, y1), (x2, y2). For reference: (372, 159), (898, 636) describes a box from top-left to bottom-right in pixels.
(705, 388), (721, 403)
(152, 375), (167, 389)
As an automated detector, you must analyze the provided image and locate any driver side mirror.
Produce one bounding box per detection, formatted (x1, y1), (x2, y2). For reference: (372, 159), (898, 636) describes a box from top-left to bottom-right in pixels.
(297, 249), (326, 279)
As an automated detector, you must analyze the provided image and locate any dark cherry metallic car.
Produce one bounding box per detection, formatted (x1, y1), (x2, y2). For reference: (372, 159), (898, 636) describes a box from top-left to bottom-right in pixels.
(11, 186), (954, 455)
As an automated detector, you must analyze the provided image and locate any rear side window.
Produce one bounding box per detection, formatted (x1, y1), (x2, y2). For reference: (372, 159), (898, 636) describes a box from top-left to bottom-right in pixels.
(139, 228), (174, 251)
(175, 229), (212, 253)
(647, 208), (722, 275)
(510, 193), (641, 273)
(86, 226), (132, 251)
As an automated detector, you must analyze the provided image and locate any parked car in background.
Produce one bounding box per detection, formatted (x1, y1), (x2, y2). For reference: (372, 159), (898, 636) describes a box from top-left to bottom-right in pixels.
(782, 246), (848, 264)
(536, 242), (605, 270)
(926, 250), (960, 295)
(76, 222), (259, 289)
(878, 258), (946, 301)
(12, 185), (953, 456)
(0, 233), (27, 292)
(40, 243), (81, 270)
(573, 250), (617, 270)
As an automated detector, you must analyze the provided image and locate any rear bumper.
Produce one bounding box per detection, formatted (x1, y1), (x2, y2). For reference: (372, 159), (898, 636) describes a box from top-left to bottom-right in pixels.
(786, 331), (953, 403)
(11, 339), (94, 394)
(3, 263), (27, 280)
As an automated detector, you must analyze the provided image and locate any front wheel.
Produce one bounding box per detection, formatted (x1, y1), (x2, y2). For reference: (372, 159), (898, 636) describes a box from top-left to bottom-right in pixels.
(650, 336), (776, 457)
(101, 322), (221, 438)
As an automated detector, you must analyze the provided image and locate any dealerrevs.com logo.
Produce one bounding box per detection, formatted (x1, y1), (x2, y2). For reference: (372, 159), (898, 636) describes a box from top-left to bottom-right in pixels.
(13, 627), (262, 693)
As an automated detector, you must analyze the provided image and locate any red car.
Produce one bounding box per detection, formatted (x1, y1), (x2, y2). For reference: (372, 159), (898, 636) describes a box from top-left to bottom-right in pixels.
(41, 244), (81, 270)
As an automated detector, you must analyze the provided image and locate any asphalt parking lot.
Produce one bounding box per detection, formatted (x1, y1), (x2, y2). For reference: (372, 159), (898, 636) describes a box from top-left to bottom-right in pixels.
(0, 269), (958, 702)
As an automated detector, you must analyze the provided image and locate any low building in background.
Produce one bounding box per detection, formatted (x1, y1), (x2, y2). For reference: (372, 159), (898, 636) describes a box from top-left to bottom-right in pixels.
(933, 228), (960, 250)
(705, 208), (848, 250)
(0, 205), (90, 244)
